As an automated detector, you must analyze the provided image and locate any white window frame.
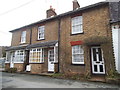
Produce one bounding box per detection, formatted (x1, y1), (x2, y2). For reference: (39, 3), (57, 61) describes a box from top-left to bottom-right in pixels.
(5, 52), (11, 63)
(29, 48), (44, 63)
(71, 16), (83, 34)
(38, 26), (45, 40)
(21, 31), (26, 43)
(54, 43), (58, 63)
(14, 50), (25, 63)
(72, 45), (84, 64)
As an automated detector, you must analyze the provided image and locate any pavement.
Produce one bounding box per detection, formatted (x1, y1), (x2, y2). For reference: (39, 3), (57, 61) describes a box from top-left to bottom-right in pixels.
(1, 72), (120, 88)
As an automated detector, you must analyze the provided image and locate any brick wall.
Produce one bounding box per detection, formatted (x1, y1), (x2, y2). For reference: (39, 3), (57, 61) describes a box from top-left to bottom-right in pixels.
(31, 20), (58, 44)
(11, 28), (31, 46)
(14, 63), (24, 72)
(59, 5), (115, 76)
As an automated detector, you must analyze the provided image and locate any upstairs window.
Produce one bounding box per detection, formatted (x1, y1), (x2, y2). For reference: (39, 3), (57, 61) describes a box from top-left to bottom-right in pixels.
(72, 45), (84, 64)
(21, 31), (26, 43)
(38, 26), (45, 40)
(72, 16), (83, 34)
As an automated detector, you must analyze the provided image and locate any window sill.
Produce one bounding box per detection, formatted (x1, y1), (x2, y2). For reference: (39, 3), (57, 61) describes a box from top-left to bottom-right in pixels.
(14, 62), (24, 63)
(19, 42), (27, 45)
(71, 63), (85, 66)
(29, 62), (44, 64)
(5, 62), (10, 63)
(71, 32), (84, 36)
(37, 39), (45, 41)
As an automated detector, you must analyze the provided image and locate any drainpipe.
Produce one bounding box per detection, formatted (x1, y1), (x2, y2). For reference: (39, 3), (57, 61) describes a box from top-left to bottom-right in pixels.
(30, 28), (32, 45)
(27, 27), (32, 64)
(58, 17), (61, 73)
(24, 28), (32, 71)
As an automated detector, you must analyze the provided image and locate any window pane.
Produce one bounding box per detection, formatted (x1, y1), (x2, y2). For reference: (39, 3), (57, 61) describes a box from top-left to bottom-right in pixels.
(21, 31), (26, 43)
(94, 65), (97, 72)
(38, 26), (45, 40)
(100, 65), (103, 72)
(72, 16), (83, 34)
(93, 49), (97, 61)
(72, 45), (84, 64)
(29, 48), (44, 63)
(98, 48), (102, 61)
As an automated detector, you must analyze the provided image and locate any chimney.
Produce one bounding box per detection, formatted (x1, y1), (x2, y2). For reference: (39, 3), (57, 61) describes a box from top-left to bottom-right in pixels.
(46, 6), (57, 18)
(73, 0), (80, 10)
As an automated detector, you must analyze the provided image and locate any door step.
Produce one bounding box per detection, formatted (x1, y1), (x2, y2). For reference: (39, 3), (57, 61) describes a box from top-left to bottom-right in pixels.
(89, 75), (106, 82)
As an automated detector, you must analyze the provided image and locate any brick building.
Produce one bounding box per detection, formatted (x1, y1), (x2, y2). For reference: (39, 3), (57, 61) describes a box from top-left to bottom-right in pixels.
(5, 0), (120, 80)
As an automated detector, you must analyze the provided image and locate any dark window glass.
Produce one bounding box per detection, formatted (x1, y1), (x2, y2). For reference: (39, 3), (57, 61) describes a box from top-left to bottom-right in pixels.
(100, 65), (103, 72)
(94, 65), (97, 72)
(93, 49), (97, 61)
(98, 48), (102, 61)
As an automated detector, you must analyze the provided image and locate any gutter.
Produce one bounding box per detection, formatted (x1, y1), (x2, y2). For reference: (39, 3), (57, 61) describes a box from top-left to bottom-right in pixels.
(9, 2), (108, 33)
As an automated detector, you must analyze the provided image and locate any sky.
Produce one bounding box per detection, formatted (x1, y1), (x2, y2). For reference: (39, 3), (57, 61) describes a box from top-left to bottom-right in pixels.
(0, 0), (105, 46)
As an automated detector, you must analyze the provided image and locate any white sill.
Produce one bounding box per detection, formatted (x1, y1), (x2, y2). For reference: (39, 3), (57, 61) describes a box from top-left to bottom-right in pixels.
(20, 42), (26, 44)
(72, 62), (84, 64)
(14, 62), (24, 63)
(5, 62), (10, 63)
(37, 38), (45, 41)
(72, 31), (83, 35)
(29, 62), (44, 64)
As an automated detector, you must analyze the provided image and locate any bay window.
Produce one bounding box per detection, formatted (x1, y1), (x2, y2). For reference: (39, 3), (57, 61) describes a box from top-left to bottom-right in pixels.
(14, 50), (25, 63)
(29, 48), (44, 63)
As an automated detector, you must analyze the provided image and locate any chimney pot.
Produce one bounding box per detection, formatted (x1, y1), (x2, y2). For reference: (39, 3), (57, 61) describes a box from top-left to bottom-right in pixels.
(46, 6), (57, 18)
(73, 0), (80, 10)
(50, 5), (52, 9)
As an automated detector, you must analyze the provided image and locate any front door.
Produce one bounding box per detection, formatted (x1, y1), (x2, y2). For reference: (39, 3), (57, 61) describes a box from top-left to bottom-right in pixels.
(91, 47), (105, 74)
(10, 53), (14, 68)
(48, 49), (54, 72)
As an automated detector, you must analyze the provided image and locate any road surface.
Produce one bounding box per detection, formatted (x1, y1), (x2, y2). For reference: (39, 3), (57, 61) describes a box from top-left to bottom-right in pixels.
(1, 72), (120, 88)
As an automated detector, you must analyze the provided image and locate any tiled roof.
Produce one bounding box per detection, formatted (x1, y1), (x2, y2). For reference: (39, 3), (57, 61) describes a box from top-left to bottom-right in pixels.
(109, 2), (120, 23)
(6, 45), (27, 51)
(27, 40), (58, 49)
(9, 2), (108, 32)
(6, 40), (58, 51)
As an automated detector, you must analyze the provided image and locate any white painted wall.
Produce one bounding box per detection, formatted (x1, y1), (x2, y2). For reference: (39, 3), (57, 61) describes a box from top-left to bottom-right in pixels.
(118, 27), (120, 73)
(112, 25), (120, 73)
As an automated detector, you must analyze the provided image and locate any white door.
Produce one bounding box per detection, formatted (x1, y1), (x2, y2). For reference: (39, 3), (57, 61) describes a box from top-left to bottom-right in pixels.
(91, 47), (105, 74)
(48, 49), (54, 72)
(10, 53), (14, 68)
(112, 25), (120, 73)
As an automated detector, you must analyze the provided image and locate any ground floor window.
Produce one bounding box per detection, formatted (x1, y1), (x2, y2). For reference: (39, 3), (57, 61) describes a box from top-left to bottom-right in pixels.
(6, 52), (11, 63)
(29, 48), (44, 63)
(72, 45), (84, 64)
(14, 50), (25, 62)
(6, 50), (25, 63)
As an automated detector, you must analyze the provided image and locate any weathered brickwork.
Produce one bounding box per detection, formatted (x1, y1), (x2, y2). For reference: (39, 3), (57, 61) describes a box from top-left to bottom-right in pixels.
(11, 28), (31, 46)
(14, 63), (24, 72)
(7, 2), (116, 80)
(5, 63), (10, 70)
(59, 5), (115, 76)
(31, 20), (58, 44)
